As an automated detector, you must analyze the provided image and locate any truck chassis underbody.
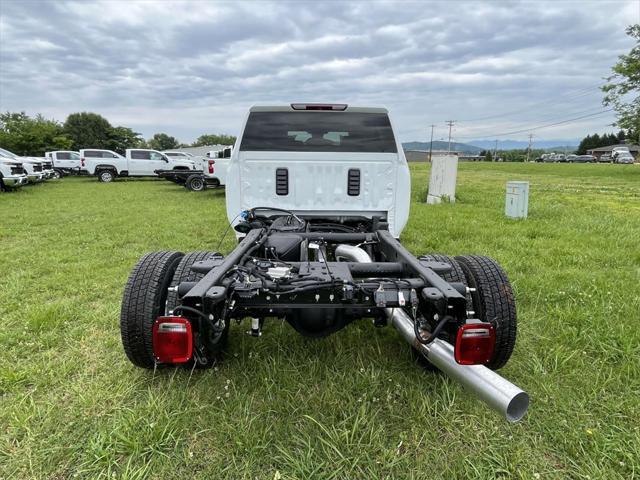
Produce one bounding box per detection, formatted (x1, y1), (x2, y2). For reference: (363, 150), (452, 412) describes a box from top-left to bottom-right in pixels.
(121, 211), (529, 421)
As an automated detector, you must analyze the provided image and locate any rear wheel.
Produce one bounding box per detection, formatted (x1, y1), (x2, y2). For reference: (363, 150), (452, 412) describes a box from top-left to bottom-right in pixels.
(413, 254), (468, 371)
(166, 251), (228, 368)
(120, 251), (184, 368)
(185, 174), (205, 192)
(98, 169), (115, 183)
(455, 255), (517, 370)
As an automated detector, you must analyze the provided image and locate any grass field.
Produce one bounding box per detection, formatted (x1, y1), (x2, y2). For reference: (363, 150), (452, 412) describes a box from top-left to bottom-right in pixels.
(1, 163), (639, 479)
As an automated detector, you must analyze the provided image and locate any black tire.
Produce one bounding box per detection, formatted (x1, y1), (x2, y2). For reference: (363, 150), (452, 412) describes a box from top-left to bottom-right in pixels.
(185, 174), (206, 192)
(166, 251), (228, 368)
(120, 251), (184, 368)
(454, 255), (517, 370)
(97, 169), (115, 183)
(413, 255), (469, 371)
(52, 169), (63, 179)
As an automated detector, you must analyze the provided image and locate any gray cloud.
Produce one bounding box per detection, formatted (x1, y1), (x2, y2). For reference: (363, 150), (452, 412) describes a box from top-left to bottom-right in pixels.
(0, 0), (637, 143)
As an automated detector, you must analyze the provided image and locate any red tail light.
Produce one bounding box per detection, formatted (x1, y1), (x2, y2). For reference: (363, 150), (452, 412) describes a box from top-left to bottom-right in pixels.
(81, 157), (85, 167)
(152, 316), (193, 363)
(208, 159), (214, 174)
(454, 323), (496, 365)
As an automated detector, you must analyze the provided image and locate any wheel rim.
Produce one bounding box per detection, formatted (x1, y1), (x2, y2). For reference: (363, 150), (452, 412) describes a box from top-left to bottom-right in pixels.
(101, 172), (113, 182)
(53, 171), (61, 179)
(192, 179), (204, 190)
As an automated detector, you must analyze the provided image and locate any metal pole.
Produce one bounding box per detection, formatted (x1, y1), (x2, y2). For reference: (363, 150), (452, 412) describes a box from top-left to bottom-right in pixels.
(446, 120), (455, 153)
(428, 124), (435, 163)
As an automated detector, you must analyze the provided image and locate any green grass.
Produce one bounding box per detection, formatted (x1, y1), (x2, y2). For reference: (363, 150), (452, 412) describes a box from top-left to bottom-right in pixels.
(1, 163), (639, 479)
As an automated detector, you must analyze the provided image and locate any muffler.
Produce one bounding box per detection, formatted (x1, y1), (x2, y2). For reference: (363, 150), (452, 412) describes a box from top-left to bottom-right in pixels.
(336, 244), (529, 422)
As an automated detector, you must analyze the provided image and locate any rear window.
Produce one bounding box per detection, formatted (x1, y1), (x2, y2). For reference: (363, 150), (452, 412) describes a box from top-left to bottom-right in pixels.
(240, 112), (397, 153)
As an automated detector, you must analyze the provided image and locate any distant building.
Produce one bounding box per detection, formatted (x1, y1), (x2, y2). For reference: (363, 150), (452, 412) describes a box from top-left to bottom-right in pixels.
(404, 149), (461, 162)
(587, 143), (639, 160)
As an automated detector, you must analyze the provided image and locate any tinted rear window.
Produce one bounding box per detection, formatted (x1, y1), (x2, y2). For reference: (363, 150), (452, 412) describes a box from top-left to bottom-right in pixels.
(240, 112), (397, 153)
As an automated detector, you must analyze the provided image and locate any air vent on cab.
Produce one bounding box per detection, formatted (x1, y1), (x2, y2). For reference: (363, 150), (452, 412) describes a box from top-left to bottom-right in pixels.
(276, 168), (289, 195)
(347, 169), (360, 196)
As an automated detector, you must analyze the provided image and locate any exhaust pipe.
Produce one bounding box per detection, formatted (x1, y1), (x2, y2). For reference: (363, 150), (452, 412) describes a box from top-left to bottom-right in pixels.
(336, 244), (529, 422)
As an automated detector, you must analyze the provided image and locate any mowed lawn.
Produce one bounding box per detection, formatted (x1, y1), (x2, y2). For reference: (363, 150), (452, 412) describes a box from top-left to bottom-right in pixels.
(1, 163), (639, 479)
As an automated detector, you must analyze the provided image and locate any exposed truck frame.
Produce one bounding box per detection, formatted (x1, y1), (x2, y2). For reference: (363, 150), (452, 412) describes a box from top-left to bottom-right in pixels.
(120, 104), (528, 422)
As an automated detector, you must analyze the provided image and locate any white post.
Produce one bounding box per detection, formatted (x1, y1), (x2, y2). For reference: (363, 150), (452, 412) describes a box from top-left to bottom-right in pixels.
(427, 155), (458, 204)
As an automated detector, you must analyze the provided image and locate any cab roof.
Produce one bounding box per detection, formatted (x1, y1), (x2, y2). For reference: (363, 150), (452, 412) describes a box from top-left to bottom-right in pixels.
(249, 104), (389, 114)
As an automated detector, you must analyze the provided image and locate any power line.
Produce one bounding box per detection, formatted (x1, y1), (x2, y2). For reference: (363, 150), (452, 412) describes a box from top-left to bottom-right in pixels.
(458, 106), (613, 138)
(458, 84), (604, 123)
(456, 109), (614, 139)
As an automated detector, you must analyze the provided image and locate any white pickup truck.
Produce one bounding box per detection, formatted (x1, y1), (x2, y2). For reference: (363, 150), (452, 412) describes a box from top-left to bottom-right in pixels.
(0, 156), (28, 190)
(46, 151), (82, 176)
(0, 147), (46, 183)
(119, 103), (528, 422)
(157, 149), (231, 191)
(80, 148), (197, 182)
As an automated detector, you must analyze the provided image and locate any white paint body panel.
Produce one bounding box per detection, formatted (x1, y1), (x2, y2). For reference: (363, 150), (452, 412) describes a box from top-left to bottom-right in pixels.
(226, 106), (411, 237)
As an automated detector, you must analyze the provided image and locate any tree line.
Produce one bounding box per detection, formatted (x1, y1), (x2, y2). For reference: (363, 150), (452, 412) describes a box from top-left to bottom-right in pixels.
(0, 111), (236, 156)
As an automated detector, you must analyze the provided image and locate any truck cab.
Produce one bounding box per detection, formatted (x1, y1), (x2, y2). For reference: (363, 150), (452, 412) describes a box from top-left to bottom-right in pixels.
(46, 151), (82, 176)
(226, 104), (410, 237)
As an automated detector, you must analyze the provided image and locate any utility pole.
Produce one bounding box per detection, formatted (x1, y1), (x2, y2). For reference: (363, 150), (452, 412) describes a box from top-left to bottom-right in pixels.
(526, 133), (534, 162)
(446, 120), (455, 153)
(428, 124), (435, 163)
(494, 139), (498, 161)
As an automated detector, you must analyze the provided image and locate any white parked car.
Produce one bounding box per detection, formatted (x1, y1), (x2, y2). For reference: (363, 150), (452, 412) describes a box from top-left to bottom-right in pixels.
(0, 156), (28, 190)
(615, 152), (635, 164)
(0, 147), (45, 183)
(46, 151), (82, 176)
(80, 148), (197, 182)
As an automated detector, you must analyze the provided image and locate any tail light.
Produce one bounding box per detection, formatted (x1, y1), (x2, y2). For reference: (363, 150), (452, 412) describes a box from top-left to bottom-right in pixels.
(81, 157), (85, 167)
(454, 322), (496, 365)
(152, 316), (193, 363)
(208, 160), (214, 174)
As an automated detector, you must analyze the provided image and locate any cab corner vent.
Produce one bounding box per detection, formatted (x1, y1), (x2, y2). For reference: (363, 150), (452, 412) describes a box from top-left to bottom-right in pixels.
(348, 169), (360, 196)
(276, 168), (289, 195)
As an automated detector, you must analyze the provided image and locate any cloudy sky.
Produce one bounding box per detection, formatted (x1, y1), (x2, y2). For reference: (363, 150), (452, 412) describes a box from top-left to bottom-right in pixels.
(0, 0), (638, 145)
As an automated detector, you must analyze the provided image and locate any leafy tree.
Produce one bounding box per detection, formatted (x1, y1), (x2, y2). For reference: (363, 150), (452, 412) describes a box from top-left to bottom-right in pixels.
(108, 126), (145, 154)
(0, 112), (72, 156)
(63, 112), (113, 149)
(602, 25), (640, 143)
(192, 134), (236, 147)
(148, 133), (180, 151)
(484, 150), (493, 162)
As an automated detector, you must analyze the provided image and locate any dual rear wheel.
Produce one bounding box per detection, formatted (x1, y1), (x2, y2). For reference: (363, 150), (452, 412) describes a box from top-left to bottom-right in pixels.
(120, 250), (227, 369)
(415, 254), (517, 371)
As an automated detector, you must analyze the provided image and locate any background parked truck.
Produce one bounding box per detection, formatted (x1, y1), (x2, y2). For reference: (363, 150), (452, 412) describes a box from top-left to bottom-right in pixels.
(80, 148), (197, 182)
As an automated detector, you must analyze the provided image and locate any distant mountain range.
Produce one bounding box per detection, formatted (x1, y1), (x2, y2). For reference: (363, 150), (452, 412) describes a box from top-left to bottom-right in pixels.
(403, 139), (580, 153)
(402, 141), (483, 154)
